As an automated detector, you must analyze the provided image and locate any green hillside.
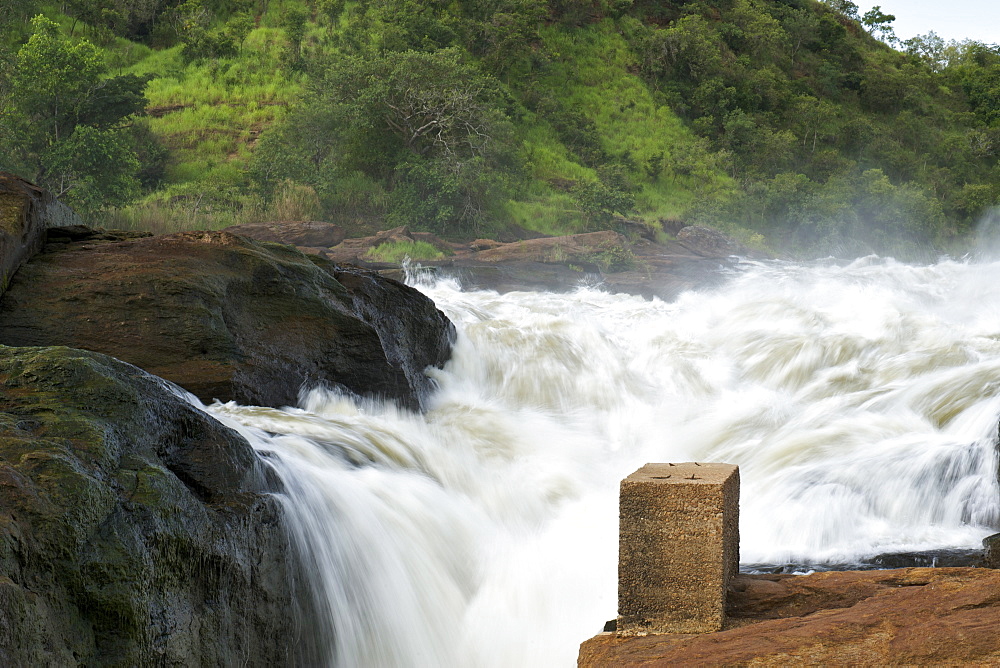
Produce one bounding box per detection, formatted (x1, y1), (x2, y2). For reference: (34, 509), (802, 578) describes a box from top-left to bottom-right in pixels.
(1, 0), (998, 256)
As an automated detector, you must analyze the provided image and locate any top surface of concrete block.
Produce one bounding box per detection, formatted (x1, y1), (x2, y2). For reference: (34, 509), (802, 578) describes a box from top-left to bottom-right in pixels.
(624, 462), (738, 486)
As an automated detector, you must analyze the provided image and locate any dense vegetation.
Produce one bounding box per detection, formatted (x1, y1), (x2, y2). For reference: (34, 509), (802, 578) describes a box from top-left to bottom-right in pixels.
(1, 0), (998, 256)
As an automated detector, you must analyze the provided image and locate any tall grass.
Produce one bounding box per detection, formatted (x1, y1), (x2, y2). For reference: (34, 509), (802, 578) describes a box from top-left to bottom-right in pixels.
(104, 196), (266, 235)
(119, 24), (305, 194)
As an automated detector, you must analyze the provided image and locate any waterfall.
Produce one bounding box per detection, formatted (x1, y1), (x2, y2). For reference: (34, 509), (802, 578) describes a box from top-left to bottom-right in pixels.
(207, 254), (1000, 667)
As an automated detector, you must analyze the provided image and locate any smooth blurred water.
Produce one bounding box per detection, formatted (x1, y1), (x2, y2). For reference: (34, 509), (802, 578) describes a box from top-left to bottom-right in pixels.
(207, 255), (1000, 667)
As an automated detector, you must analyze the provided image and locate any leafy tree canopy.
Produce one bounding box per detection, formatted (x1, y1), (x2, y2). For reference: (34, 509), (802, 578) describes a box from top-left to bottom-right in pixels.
(0, 15), (149, 213)
(251, 47), (523, 236)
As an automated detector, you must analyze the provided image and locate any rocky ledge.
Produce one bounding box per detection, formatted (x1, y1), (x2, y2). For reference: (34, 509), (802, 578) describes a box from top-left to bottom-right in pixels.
(580, 567), (1000, 666)
(0, 171), (82, 296)
(0, 226), (455, 410)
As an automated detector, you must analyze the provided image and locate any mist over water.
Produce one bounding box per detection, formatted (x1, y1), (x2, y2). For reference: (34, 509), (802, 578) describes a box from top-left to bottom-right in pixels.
(208, 254), (1000, 667)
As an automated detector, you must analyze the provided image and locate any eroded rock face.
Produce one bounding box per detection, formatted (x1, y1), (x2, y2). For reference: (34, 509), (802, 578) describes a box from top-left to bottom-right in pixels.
(0, 345), (324, 666)
(676, 224), (751, 257)
(223, 221), (347, 248)
(0, 173), (82, 298)
(470, 230), (626, 267)
(579, 568), (1000, 666)
(0, 229), (455, 410)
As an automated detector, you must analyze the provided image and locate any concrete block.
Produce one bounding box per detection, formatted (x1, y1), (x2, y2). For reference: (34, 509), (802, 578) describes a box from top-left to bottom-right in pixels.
(618, 462), (739, 635)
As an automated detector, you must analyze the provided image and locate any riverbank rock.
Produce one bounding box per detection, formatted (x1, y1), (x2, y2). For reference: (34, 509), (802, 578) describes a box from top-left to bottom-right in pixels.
(579, 567), (1000, 666)
(227, 219), (762, 302)
(318, 225), (460, 264)
(676, 224), (752, 257)
(0, 229), (454, 410)
(470, 230), (626, 267)
(0, 172), (82, 298)
(223, 221), (347, 248)
(0, 345), (324, 665)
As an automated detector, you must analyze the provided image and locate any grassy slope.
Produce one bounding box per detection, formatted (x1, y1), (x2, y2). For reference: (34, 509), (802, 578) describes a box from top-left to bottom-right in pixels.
(74, 3), (737, 238)
(21, 1), (995, 250)
(510, 22), (734, 236)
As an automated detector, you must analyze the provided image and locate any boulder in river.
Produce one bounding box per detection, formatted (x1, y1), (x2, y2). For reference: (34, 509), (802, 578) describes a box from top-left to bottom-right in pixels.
(0, 228), (455, 410)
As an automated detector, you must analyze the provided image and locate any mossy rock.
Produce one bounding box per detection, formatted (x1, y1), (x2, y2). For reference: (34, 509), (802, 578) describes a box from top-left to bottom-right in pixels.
(0, 345), (324, 665)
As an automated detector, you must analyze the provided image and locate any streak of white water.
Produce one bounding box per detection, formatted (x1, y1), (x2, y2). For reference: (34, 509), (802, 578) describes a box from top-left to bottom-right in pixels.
(208, 255), (1000, 667)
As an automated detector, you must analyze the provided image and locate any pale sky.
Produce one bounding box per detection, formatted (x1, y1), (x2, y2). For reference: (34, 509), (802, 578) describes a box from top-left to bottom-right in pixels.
(853, 1), (1000, 45)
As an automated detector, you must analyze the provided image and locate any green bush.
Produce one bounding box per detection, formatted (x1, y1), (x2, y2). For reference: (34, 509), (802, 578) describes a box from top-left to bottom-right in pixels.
(364, 240), (446, 263)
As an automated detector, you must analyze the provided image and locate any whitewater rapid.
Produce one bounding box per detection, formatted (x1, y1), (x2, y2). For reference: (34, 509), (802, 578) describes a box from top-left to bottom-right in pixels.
(208, 255), (1000, 667)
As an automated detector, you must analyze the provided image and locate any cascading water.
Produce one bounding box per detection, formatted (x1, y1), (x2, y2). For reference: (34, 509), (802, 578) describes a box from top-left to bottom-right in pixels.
(206, 254), (1000, 667)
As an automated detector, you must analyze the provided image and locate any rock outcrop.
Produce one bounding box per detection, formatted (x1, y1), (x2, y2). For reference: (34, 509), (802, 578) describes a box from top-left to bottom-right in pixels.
(236, 221), (758, 302)
(0, 345), (324, 665)
(309, 225), (459, 264)
(580, 567), (1000, 666)
(0, 173), (82, 298)
(0, 228), (454, 410)
(223, 221), (347, 248)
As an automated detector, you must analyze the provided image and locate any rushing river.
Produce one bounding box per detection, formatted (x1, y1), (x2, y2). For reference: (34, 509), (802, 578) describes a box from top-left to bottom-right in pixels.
(207, 254), (1000, 667)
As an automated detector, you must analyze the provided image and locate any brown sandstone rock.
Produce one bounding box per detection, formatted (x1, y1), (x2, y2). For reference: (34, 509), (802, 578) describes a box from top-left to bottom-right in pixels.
(472, 230), (626, 266)
(294, 223), (759, 302)
(0, 230), (454, 410)
(223, 220), (347, 248)
(676, 225), (751, 258)
(0, 172), (82, 297)
(320, 225), (458, 264)
(579, 567), (1000, 666)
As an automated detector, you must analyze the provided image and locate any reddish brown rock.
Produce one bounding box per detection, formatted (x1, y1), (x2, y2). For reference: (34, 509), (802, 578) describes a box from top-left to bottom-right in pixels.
(0, 173), (81, 297)
(320, 225), (458, 264)
(580, 567), (1000, 666)
(0, 229), (454, 410)
(676, 225), (751, 258)
(222, 221), (346, 248)
(472, 230), (626, 266)
(290, 222), (763, 302)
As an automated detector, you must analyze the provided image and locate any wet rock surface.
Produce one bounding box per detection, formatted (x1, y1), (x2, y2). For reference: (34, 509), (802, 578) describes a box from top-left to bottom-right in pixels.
(0, 345), (324, 666)
(579, 567), (1000, 666)
(0, 229), (455, 410)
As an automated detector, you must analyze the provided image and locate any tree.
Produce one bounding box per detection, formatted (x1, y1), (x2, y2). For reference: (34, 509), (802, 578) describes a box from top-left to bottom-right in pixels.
(822, 0), (859, 21)
(62, 0), (172, 40)
(251, 48), (524, 234)
(861, 6), (897, 45)
(0, 15), (147, 213)
(315, 48), (514, 169)
(163, 0), (246, 61)
(461, 0), (547, 77)
(904, 32), (948, 71)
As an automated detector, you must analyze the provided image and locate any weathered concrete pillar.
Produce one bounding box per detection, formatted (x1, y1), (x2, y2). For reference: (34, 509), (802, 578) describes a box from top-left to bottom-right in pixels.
(618, 462), (739, 635)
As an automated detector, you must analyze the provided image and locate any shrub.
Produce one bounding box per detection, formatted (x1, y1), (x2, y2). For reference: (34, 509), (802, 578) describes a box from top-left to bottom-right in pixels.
(364, 240), (446, 263)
